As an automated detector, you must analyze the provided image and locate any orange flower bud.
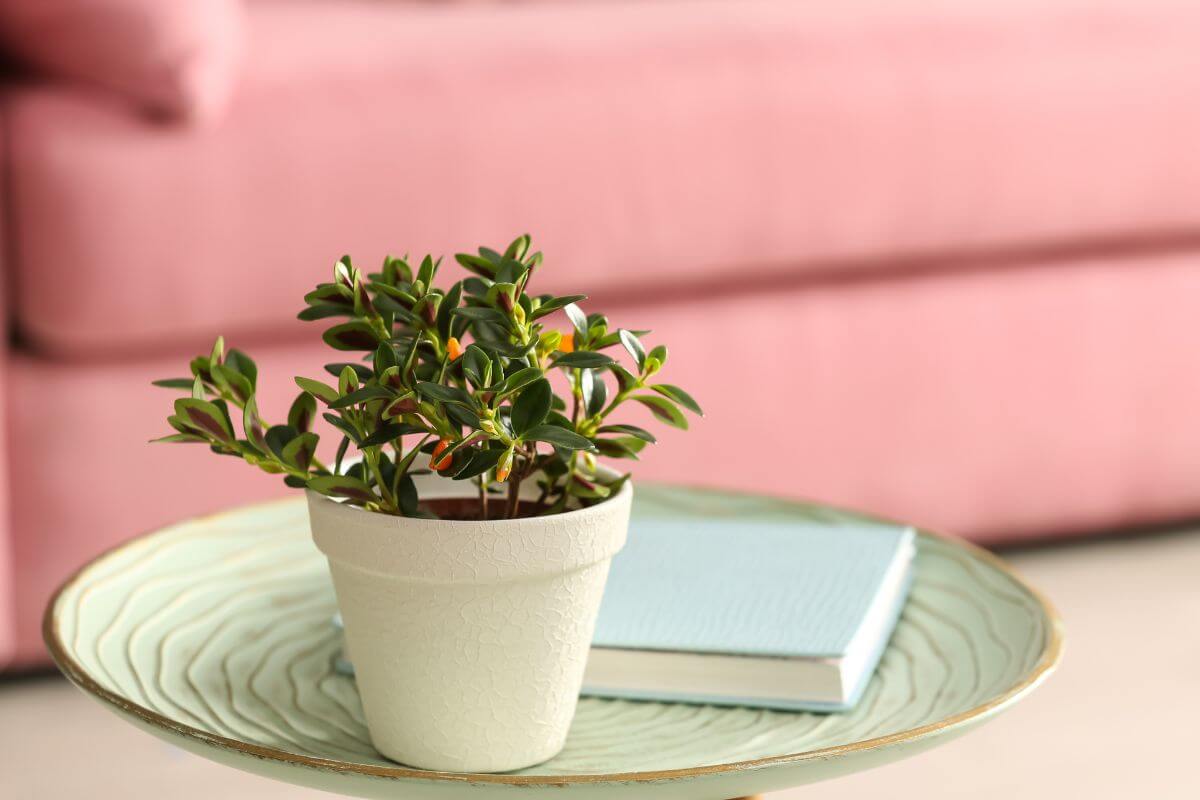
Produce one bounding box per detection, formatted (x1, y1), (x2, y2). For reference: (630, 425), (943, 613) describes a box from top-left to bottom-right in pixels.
(430, 439), (454, 471)
(558, 334), (575, 354)
(447, 337), (464, 361)
(495, 446), (514, 482)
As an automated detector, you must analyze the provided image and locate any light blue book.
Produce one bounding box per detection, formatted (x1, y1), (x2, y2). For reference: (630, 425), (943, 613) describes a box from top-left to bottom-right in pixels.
(582, 518), (916, 712)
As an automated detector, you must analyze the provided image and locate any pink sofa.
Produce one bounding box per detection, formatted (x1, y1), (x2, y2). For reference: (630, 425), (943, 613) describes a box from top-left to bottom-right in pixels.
(5, 0), (1200, 668)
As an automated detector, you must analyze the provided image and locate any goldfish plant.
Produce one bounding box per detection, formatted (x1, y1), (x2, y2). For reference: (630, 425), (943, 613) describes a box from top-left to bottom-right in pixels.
(153, 235), (701, 519)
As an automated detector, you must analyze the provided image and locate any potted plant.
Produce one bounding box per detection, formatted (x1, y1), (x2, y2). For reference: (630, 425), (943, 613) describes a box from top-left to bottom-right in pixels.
(153, 235), (701, 772)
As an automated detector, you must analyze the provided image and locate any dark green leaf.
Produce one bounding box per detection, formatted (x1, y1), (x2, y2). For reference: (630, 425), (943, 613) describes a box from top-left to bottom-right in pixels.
(455, 253), (497, 278)
(298, 304), (353, 321)
(451, 447), (505, 480)
(396, 474), (419, 515)
(281, 432), (318, 470)
(173, 398), (234, 442)
(596, 423), (657, 443)
(650, 383), (703, 415)
(211, 364), (252, 404)
(323, 321), (382, 351)
(493, 366), (544, 398)
(593, 438), (643, 460)
(530, 294), (588, 320)
(416, 381), (476, 408)
(436, 281), (463, 340)
(360, 422), (413, 448)
(308, 475), (376, 505)
(323, 413), (362, 444)
(451, 306), (512, 327)
(511, 379), (552, 434)
(523, 424), (596, 451)
(152, 378), (194, 390)
(242, 397), (269, 453)
(265, 425), (299, 459)
(324, 362), (373, 382)
(334, 435), (351, 472)
(288, 392), (318, 433)
(328, 386), (394, 409)
(553, 351), (614, 369)
(445, 404), (482, 430)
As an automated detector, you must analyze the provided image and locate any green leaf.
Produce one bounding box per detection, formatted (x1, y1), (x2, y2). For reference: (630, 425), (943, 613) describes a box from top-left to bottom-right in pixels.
(334, 435), (351, 473)
(618, 329), (646, 371)
(360, 422), (417, 448)
(564, 302), (589, 337)
(596, 424), (657, 443)
(307, 475), (376, 505)
(328, 386), (394, 409)
(436, 281), (463, 340)
(242, 397), (269, 452)
(492, 366), (545, 398)
(608, 363), (640, 393)
(633, 395), (689, 429)
(173, 398), (234, 442)
(323, 413), (362, 444)
(396, 474), (419, 516)
(647, 344), (668, 367)
(325, 362), (373, 382)
(226, 349), (258, 385)
(152, 378), (194, 390)
(295, 376), (339, 404)
(454, 253), (497, 278)
(287, 392), (317, 433)
(650, 383), (703, 416)
(567, 474), (612, 500)
(211, 364), (252, 404)
(523, 424), (596, 451)
(150, 433), (208, 444)
(298, 304), (353, 321)
(323, 321), (382, 351)
(553, 351), (614, 369)
(281, 432), (318, 470)
(445, 404), (483, 430)
(304, 284), (353, 307)
(451, 447), (505, 480)
(582, 369), (607, 417)
(511, 379), (552, 435)
(265, 425), (299, 459)
(451, 306), (512, 327)
(530, 294), (588, 320)
(416, 381), (476, 408)
(594, 438), (641, 460)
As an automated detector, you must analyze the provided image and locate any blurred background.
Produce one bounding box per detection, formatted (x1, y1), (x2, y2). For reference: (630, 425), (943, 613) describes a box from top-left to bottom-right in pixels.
(2, 0), (1199, 797)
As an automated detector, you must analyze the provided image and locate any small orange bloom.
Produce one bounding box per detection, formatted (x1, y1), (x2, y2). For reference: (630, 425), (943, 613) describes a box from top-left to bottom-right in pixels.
(446, 337), (464, 361)
(430, 439), (454, 471)
(495, 461), (512, 482)
(558, 333), (575, 354)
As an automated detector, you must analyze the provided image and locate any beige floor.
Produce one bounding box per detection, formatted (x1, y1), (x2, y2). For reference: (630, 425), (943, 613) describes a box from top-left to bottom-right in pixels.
(4, 528), (1198, 799)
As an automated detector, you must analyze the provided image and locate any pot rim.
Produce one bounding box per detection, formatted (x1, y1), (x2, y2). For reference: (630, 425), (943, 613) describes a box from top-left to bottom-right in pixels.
(305, 468), (632, 528)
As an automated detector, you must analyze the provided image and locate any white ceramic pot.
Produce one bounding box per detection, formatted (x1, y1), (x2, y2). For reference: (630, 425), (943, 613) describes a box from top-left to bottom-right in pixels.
(307, 471), (632, 773)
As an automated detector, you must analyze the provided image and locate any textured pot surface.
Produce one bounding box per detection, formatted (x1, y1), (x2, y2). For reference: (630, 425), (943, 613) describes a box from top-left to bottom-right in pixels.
(307, 474), (632, 773)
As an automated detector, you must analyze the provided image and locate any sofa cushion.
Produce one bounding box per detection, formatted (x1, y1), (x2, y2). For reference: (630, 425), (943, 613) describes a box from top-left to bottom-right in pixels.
(9, 0), (1200, 354)
(0, 0), (244, 121)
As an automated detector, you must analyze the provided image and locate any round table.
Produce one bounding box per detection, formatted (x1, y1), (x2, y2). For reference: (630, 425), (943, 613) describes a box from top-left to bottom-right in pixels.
(45, 484), (1062, 799)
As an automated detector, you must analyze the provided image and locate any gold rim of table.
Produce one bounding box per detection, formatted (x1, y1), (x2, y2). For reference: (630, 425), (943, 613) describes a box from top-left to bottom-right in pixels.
(44, 487), (1064, 787)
